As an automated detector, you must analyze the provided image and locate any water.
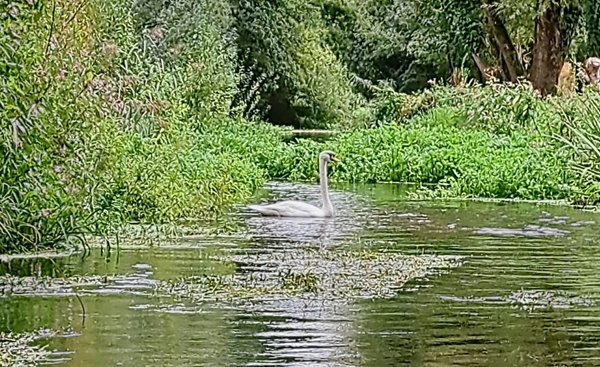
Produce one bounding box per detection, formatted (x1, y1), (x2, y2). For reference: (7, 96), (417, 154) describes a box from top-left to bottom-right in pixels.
(2, 182), (600, 367)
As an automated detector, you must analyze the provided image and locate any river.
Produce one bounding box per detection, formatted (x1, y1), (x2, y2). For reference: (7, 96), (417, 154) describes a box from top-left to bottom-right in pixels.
(2, 182), (600, 366)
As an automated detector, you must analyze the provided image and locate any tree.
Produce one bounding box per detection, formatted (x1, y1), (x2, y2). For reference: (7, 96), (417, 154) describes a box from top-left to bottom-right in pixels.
(530, 0), (582, 96)
(481, 0), (525, 82)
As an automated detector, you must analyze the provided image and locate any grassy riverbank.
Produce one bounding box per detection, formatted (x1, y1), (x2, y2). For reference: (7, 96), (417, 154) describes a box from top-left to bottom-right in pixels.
(0, 0), (287, 253)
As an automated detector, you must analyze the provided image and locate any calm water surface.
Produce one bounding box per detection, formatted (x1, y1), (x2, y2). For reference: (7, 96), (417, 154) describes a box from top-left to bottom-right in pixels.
(2, 182), (600, 367)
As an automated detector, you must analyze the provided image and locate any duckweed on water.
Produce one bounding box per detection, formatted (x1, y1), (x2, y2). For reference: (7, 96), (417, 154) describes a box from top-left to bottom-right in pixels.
(1, 248), (463, 303)
(441, 290), (596, 313)
(0, 274), (158, 297)
(0, 331), (54, 367)
(507, 289), (596, 312)
(158, 248), (463, 301)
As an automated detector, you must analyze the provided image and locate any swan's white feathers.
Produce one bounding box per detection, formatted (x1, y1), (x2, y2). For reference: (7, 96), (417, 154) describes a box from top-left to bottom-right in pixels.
(247, 150), (337, 218)
(247, 200), (328, 217)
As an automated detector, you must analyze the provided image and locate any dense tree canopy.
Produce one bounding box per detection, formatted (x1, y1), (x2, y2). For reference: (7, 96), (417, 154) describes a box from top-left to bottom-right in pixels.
(83, 0), (597, 128)
(166, 0), (595, 126)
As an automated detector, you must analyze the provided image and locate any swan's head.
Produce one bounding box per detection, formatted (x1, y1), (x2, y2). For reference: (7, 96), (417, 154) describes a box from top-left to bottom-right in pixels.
(320, 150), (339, 163)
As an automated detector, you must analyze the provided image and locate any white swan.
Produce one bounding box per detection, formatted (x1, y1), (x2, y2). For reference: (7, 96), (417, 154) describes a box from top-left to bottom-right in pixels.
(247, 150), (340, 217)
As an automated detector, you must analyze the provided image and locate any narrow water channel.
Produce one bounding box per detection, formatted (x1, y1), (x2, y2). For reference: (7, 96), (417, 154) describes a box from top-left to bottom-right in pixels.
(2, 183), (600, 367)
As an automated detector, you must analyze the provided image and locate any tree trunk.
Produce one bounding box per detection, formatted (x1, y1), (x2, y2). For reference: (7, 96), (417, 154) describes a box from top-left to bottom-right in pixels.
(584, 0), (600, 56)
(485, 25), (509, 81)
(481, 0), (524, 82)
(472, 54), (490, 80)
(530, 1), (581, 96)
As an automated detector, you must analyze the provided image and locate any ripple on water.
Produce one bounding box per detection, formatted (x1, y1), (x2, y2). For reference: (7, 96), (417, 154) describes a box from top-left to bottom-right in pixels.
(474, 224), (571, 237)
(3, 182), (600, 367)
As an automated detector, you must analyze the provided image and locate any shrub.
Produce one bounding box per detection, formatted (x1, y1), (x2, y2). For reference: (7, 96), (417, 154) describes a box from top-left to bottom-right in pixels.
(232, 0), (362, 129)
(269, 107), (577, 200)
(86, 0), (288, 233)
(0, 0), (287, 254)
(0, 0), (101, 253)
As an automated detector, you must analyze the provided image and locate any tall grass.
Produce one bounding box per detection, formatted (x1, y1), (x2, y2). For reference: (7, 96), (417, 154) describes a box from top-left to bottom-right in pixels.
(0, 0), (101, 253)
(555, 89), (600, 205)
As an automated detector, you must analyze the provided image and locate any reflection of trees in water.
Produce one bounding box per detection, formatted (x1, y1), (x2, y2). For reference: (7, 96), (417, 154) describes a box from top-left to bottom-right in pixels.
(5, 183), (600, 366)
(38, 296), (258, 366)
(350, 288), (579, 366)
(0, 256), (73, 278)
(74, 299), (233, 366)
(348, 233), (600, 367)
(1, 297), (76, 334)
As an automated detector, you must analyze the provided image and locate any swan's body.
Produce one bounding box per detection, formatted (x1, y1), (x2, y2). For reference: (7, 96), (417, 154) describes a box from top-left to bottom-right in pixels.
(247, 200), (330, 218)
(247, 151), (339, 218)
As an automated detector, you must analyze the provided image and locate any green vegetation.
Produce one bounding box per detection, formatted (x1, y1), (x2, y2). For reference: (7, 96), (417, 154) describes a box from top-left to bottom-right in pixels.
(2, 0), (600, 254)
(0, 247), (463, 300)
(0, 0), (284, 253)
(269, 83), (589, 201)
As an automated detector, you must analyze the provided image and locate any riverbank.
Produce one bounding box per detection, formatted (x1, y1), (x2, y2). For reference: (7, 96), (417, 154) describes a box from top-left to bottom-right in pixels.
(3, 80), (598, 255)
(4, 82), (599, 255)
(0, 0), (287, 254)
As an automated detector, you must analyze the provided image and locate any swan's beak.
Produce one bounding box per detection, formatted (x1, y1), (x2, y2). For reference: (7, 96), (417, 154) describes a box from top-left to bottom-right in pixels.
(331, 156), (340, 163)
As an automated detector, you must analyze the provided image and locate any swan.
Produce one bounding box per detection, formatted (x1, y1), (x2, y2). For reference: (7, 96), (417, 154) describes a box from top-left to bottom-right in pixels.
(247, 150), (340, 217)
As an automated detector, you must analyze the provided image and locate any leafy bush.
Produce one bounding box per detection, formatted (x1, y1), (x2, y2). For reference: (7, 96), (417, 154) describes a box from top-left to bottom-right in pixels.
(425, 83), (560, 136)
(0, 0), (100, 253)
(269, 106), (576, 201)
(86, 0), (287, 233)
(232, 0), (362, 129)
(354, 82), (600, 204)
(366, 81), (563, 133)
(0, 0), (286, 254)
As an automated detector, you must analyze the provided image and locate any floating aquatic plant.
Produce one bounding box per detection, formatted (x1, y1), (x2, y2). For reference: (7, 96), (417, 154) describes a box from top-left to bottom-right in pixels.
(0, 330), (54, 367)
(1, 248), (463, 303)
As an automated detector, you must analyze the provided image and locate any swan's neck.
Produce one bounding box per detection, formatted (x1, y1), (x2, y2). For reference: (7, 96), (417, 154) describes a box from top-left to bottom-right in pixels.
(319, 158), (333, 216)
